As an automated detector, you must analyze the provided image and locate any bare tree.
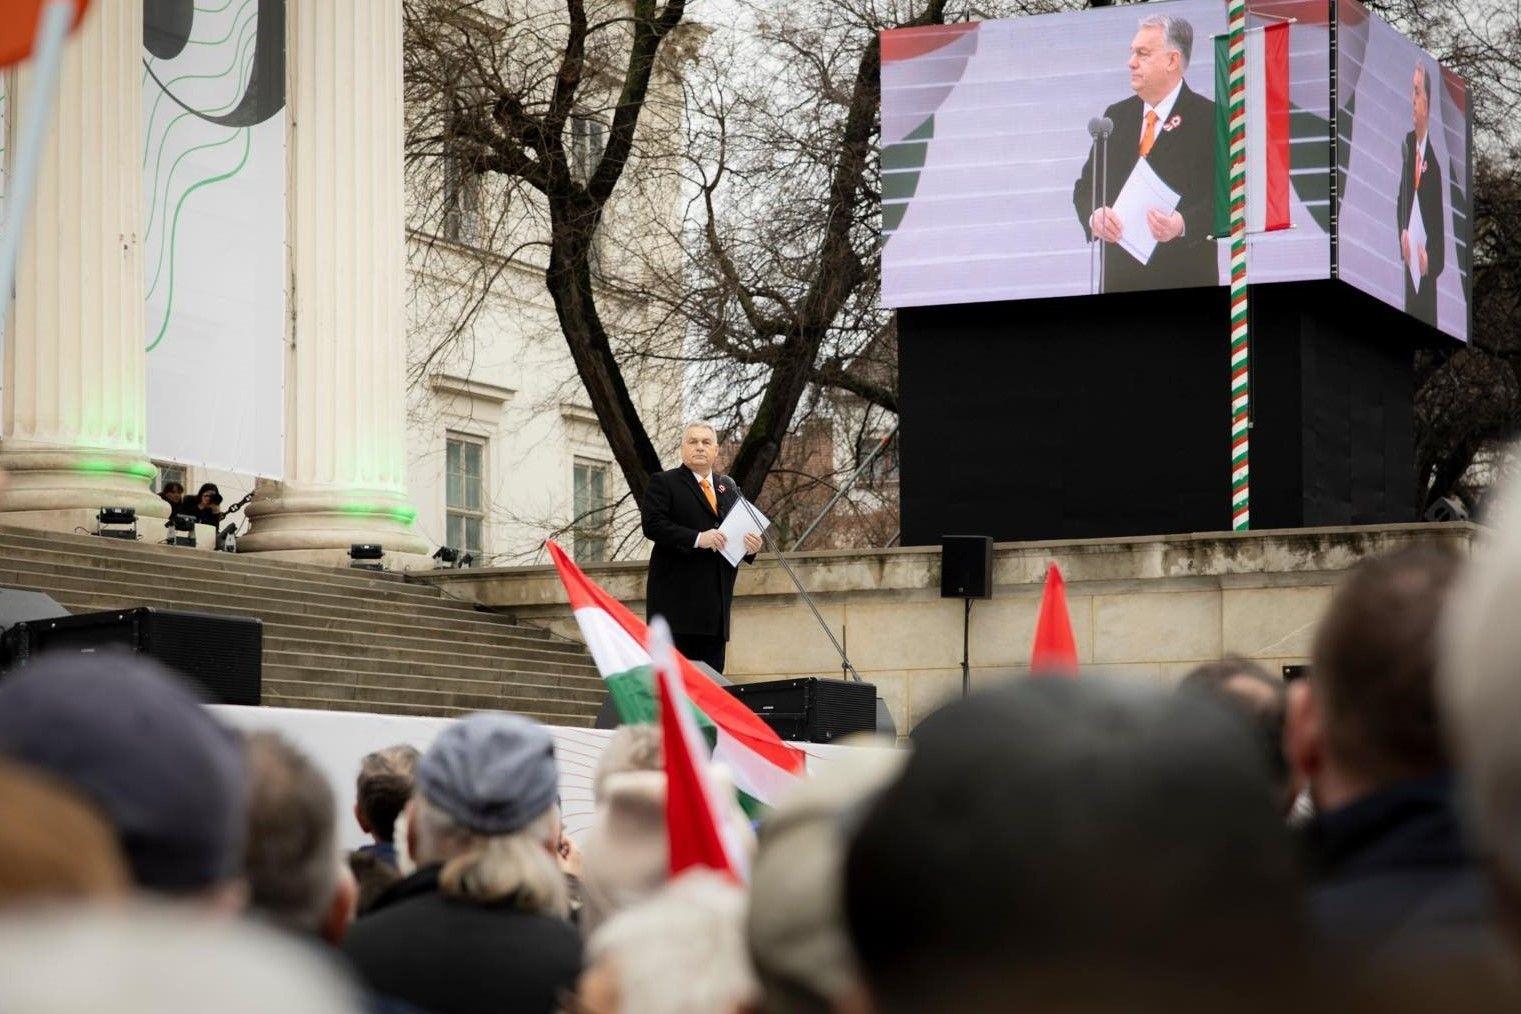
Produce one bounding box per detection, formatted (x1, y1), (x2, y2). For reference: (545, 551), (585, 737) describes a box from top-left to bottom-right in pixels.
(404, 0), (1060, 530)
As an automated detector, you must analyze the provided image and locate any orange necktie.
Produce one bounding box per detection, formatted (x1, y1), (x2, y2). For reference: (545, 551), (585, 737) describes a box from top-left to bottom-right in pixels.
(1139, 110), (1158, 157)
(700, 476), (717, 514)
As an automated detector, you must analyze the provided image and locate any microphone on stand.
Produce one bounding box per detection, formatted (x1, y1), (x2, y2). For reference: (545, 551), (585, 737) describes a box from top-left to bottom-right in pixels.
(1086, 116), (1114, 294)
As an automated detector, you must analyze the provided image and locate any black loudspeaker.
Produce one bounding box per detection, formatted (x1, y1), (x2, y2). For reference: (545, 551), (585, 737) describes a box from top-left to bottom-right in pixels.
(726, 677), (878, 743)
(940, 535), (993, 599)
(0, 588), (69, 631)
(2, 608), (262, 706)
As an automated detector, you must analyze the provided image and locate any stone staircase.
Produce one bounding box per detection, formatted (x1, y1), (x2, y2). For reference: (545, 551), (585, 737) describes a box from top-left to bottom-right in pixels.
(0, 526), (604, 726)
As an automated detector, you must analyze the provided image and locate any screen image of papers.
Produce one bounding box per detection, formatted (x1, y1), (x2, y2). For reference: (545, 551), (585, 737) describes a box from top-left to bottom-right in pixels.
(718, 499), (769, 568)
(1406, 197), (1426, 290)
(1112, 157), (1181, 266)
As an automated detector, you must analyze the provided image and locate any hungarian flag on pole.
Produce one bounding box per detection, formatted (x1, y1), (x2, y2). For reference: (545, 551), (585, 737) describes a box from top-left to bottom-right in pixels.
(1213, 22), (1291, 236)
(545, 540), (806, 808)
(650, 617), (748, 880)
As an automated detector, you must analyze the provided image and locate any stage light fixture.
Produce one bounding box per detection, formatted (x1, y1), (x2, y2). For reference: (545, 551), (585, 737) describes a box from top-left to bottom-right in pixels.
(458, 553), (475, 568)
(432, 546), (460, 565)
(349, 543), (385, 571)
(170, 513), (197, 548)
(95, 507), (138, 541)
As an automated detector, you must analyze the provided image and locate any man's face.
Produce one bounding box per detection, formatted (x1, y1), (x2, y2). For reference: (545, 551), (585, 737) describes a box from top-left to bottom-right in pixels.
(1412, 67), (1429, 135)
(1129, 26), (1181, 105)
(680, 426), (718, 474)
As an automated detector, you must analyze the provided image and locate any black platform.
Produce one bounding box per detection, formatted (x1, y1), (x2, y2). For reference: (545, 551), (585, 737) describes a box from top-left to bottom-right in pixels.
(898, 280), (1451, 545)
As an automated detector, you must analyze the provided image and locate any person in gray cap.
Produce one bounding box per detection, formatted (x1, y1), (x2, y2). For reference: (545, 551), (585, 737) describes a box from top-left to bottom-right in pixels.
(0, 651), (247, 908)
(341, 711), (581, 1014)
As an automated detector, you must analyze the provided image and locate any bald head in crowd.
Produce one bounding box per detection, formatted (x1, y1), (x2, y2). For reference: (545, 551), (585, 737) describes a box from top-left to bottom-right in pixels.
(846, 677), (1302, 1013)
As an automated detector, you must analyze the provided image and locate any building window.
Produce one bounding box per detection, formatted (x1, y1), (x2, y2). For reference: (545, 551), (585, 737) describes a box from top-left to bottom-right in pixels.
(856, 431), (899, 486)
(570, 113), (606, 182)
(441, 156), (483, 247)
(573, 458), (610, 564)
(153, 462), (187, 495)
(446, 435), (486, 554)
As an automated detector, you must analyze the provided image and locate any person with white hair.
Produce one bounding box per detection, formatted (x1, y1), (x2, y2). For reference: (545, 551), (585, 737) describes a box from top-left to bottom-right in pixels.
(341, 713), (581, 1013)
(577, 871), (758, 1014)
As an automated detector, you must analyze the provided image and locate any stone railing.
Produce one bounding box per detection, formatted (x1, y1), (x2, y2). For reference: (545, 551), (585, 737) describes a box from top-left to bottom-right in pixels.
(417, 522), (1478, 735)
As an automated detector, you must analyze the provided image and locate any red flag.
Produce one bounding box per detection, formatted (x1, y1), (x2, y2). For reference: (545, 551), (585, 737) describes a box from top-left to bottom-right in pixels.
(650, 618), (744, 881)
(0, 1), (90, 68)
(1030, 562), (1078, 675)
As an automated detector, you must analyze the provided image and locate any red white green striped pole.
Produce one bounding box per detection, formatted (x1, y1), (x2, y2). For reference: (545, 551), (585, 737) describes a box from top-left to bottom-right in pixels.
(1227, 0), (1250, 531)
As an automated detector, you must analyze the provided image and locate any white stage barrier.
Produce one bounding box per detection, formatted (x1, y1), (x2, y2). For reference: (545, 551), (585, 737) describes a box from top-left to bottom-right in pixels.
(213, 705), (877, 848)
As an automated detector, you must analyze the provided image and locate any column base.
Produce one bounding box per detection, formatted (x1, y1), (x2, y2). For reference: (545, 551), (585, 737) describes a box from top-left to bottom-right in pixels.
(0, 445), (169, 534)
(239, 484), (432, 570)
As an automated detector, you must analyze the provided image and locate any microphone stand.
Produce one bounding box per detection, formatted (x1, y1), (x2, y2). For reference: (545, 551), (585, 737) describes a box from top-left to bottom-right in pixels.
(732, 495), (863, 683)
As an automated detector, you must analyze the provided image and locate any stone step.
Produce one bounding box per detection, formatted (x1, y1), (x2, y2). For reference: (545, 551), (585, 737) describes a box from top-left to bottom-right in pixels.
(263, 650), (605, 691)
(0, 525), (425, 591)
(261, 692), (596, 727)
(262, 674), (603, 715)
(0, 558), (553, 639)
(27, 582), (588, 656)
(3, 526), (601, 725)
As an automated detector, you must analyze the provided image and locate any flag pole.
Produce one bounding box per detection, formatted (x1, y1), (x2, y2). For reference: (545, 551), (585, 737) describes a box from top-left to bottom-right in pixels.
(1227, 0), (1251, 532)
(0, 0), (75, 306)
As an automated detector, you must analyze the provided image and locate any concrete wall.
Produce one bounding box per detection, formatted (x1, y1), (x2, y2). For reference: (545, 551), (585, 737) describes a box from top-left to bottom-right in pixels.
(419, 522), (1478, 735)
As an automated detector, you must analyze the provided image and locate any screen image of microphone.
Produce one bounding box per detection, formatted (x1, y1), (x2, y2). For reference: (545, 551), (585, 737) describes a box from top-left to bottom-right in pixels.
(1087, 117), (1114, 293)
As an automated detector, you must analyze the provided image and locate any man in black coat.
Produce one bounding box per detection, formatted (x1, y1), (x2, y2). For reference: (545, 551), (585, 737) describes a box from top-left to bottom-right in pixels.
(639, 422), (762, 673)
(1397, 63), (1445, 329)
(1073, 14), (1218, 294)
(1286, 549), (1495, 962)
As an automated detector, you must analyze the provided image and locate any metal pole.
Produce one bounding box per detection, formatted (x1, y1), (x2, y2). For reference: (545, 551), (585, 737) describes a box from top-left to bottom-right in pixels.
(735, 494), (862, 682)
(961, 597), (972, 697)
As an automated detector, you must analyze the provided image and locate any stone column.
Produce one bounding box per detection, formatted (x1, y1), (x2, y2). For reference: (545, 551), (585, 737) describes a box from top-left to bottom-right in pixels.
(240, 0), (427, 565)
(0, 0), (168, 533)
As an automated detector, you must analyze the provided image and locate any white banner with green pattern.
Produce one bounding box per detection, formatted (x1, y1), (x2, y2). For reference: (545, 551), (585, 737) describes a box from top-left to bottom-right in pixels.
(143, 0), (285, 477)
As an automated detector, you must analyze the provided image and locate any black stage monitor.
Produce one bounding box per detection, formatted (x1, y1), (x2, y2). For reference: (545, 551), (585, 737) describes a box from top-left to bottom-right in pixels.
(726, 676), (878, 744)
(2, 608), (262, 706)
(941, 535), (993, 599)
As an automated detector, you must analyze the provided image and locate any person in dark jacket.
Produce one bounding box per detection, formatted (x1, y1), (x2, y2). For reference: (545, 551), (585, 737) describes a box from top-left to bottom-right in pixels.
(341, 713), (580, 1014)
(638, 421), (762, 673)
(1286, 548), (1493, 960)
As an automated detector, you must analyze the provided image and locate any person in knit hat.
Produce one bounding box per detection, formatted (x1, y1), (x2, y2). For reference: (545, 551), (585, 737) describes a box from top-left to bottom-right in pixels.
(341, 712), (580, 1014)
(0, 651), (246, 909)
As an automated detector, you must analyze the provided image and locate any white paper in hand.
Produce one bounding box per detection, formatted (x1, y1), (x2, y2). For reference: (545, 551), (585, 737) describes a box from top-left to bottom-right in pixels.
(1111, 157), (1182, 266)
(1406, 197), (1426, 290)
(717, 498), (769, 568)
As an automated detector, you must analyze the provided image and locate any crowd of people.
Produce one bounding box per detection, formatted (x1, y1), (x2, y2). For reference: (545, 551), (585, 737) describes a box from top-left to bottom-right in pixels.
(6, 489), (1521, 1011)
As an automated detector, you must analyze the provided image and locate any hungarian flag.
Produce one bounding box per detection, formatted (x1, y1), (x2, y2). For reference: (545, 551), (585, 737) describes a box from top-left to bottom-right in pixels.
(1030, 562), (1079, 675)
(650, 617), (748, 880)
(545, 540), (806, 809)
(1213, 22), (1291, 236)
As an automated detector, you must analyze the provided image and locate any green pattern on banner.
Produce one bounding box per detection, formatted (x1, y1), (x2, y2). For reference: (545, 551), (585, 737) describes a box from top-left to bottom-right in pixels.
(1213, 35), (1231, 238)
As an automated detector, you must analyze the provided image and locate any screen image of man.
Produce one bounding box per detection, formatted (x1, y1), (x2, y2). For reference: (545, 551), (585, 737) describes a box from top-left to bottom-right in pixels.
(638, 422), (764, 673)
(1072, 14), (1217, 294)
(1397, 63), (1444, 328)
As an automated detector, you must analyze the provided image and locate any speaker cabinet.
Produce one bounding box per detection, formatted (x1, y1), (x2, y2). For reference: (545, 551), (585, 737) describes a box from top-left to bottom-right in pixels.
(940, 535), (993, 599)
(2, 608), (262, 706)
(726, 677), (879, 743)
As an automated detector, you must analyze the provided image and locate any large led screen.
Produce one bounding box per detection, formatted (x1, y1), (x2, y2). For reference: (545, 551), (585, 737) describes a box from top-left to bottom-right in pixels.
(1337, 1), (1471, 341)
(880, 0), (1333, 309)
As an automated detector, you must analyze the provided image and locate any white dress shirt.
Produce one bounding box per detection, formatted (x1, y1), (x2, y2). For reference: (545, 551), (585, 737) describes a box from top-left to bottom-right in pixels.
(1141, 79), (1184, 152)
(691, 469), (715, 547)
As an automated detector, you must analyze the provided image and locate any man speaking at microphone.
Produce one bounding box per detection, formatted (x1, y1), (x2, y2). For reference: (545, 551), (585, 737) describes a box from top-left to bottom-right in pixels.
(639, 421), (763, 673)
(1072, 14), (1217, 293)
